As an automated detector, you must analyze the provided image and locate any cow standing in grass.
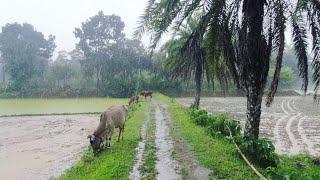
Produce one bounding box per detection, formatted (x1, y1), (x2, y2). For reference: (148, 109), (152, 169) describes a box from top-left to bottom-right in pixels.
(88, 105), (128, 154)
(140, 90), (153, 99)
(129, 95), (139, 105)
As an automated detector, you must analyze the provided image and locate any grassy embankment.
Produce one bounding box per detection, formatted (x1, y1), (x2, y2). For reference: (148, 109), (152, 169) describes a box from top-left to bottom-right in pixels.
(59, 102), (147, 180)
(0, 98), (127, 116)
(156, 93), (320, 179)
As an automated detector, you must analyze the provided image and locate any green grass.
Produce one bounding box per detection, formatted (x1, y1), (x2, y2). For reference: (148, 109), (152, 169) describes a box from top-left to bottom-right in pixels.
(0, 98), (128, 116)
(156, 93), (259, 179)
(59, 103), (146, 180)
(266, 155), (320, 179)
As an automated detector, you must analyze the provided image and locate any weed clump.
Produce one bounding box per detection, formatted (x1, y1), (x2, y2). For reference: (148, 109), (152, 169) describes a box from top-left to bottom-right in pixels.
(234, 136), (279, 168)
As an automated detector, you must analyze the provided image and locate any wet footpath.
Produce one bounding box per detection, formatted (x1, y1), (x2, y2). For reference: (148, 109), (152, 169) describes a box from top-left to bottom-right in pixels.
(130, 99), (211, 180)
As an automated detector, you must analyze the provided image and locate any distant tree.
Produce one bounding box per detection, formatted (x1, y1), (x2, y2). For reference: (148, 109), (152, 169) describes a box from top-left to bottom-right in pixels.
(74, 11), (125, 94)
(268, 66), (298, 89)
(49, 61), (75, 90)
(0, 55), (5, 82)
(69, 48), (84, 62)
(56, 50), (70, 63)
(0, 23), (55, 93)
(100, 39), (152, 97)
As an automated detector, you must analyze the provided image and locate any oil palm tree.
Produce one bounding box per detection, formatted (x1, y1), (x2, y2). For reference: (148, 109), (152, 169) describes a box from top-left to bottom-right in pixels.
(162, 17), (230, 109)
(136, 0), (320, 139)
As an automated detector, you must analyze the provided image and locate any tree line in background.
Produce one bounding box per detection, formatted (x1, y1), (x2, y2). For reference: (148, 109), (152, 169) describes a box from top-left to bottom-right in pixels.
(0, 12), (180, 98)
(0, 11), (302, 99)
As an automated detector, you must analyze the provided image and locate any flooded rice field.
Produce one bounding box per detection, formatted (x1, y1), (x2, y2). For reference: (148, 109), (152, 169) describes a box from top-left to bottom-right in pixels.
(0, 114), (98, 180)
(177, 96), (320, 156)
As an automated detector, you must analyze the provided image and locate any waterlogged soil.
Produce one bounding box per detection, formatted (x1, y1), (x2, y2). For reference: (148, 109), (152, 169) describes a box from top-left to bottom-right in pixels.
(155, 103), (181, 180)
(129, 118), (147, 180)
(177, 96), (320, 156)
(131, 100), (211, 180)
(130, 101), (155, 180)
(158, 103), (212, 180)
(0, 114), (98, 180)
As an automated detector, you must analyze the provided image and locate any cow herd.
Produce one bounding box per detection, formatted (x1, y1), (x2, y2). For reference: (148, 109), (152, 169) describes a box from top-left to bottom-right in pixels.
(88, 90), (153, 154)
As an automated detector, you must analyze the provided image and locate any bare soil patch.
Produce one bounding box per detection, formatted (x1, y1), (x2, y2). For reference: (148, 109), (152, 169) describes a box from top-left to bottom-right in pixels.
(0, 114), (98, 179)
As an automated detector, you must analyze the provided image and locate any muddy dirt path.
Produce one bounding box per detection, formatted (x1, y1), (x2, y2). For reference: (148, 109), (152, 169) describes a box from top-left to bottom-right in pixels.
(0, 114), (98, 180)
(158, 103), (212, 180)
(130, 100), (211, 180)
(155, 103), (180, 180)
(129, 103), (150, 180)
(177, 97), (320, 156)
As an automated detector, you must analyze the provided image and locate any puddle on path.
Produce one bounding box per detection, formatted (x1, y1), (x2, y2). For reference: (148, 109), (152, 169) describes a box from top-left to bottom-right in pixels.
(129, 120), (147, 180)
(159, 104), (212, 180)
(155, 104), (181, 180)
(130, 101), (212, 180)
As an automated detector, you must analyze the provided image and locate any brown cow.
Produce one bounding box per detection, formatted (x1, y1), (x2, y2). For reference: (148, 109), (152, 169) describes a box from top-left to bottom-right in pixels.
(128, 95), (139, 105)
(140, 90), (153, 99)
(88, 105), (128, 154)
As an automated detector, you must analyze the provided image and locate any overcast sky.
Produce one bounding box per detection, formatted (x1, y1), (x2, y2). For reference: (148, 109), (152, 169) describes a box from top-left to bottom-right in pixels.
(0, 0), (149, 54)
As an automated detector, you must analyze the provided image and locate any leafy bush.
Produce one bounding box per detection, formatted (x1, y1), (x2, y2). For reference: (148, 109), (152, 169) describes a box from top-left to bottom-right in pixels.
(190, 109), (240, 136)
(207, 114), (241, 137)
(189, 109), (209, 126)
(235, 136), (279, 168)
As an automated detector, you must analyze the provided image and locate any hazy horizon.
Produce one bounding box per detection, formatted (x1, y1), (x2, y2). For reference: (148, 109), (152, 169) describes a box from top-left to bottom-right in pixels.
(0, 0), (149, 56)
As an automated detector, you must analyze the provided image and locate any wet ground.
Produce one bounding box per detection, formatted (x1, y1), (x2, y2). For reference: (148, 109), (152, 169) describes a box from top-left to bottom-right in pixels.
(130, 100), (211, 180)
(155, 103), (180, 180)
(0, 114), (98, 180)
(177, 96), (320, 156)
(158, 103), (212, 180)
(129, 107), (148, 180)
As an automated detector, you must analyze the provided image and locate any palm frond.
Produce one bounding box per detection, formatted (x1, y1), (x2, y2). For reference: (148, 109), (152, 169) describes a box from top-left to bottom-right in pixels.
(173, 0), (203, 30)
(134, 0), (184, 50)
(149, 0), (185, 49)
(219, 13), (241, 89)
(292, 14), (309, 93)
(266, 0), (286, 106)
(308, 0), (320, 99)
(134, 0), (157, 39)
(180, 4), (215, 69)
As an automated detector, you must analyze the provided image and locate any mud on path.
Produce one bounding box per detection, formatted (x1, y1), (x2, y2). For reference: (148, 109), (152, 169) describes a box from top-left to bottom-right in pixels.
(177, 96), (320, 156)
(158, 103), (212, 180)
(131, 100), (211, 180)
(155, 103), (180, 180)
(0, 114), (98, 180)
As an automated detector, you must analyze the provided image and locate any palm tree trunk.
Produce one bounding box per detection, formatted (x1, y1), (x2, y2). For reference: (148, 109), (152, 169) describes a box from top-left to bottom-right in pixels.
(192, 62), (202, 109)
(245, 87), (263, 139)
(243, 0), (268, 139)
